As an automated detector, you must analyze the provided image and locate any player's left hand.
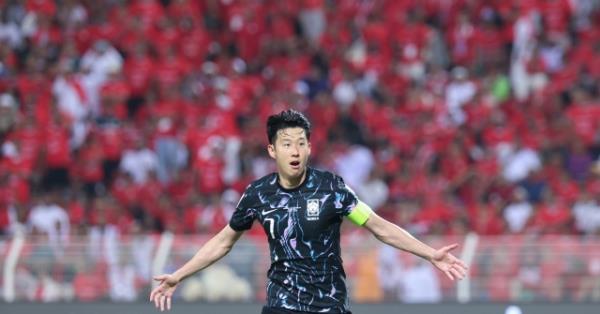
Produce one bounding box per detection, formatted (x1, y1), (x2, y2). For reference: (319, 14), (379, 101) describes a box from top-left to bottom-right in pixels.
(150, 274), (179, 311)
(430, 243), (468, 281)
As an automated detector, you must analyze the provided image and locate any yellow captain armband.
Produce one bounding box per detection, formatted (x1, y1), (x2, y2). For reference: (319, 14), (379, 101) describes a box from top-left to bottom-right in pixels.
(346, 201), (373, 226)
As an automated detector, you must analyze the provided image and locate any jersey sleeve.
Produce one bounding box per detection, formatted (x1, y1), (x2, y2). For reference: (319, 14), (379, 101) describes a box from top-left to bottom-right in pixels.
(334, 175), (374, 226)
(228, 188), (257, 231)
(347, 201), (373, 226)
(333, 175), (359, 217)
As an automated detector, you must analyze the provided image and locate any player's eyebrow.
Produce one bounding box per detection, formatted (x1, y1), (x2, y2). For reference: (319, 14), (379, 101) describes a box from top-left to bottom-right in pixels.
(280, 138), (306, 143)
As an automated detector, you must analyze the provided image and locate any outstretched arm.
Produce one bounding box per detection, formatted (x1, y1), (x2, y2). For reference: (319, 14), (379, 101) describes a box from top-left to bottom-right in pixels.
(150, 225), (244, 311)
(363, 211), (468, 281)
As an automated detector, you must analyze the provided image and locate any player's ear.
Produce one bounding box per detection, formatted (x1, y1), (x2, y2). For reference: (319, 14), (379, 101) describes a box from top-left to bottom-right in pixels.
(307, 142), (311, 156)
(268, 144), (276, 159)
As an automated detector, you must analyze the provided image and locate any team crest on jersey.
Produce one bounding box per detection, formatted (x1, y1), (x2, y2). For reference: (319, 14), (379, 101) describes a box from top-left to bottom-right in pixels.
(306, 199), (320, 221)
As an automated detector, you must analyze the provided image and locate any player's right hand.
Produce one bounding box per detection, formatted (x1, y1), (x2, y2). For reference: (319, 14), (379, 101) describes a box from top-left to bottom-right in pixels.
(150, 274), (179, 311)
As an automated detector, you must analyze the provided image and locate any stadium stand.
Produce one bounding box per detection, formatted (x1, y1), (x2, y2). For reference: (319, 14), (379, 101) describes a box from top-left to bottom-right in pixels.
(0, 0), (599, 304)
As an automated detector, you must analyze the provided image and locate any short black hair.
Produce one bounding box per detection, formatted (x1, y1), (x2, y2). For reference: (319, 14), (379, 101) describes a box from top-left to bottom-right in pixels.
(266, 110), (312, 144)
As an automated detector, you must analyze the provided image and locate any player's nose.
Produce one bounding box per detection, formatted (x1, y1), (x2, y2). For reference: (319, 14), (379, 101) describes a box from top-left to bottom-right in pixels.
(291, 144), (300, 155)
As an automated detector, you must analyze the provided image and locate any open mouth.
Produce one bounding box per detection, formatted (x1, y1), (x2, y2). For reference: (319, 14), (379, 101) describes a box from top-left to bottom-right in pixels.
(290, 161), (300, 168)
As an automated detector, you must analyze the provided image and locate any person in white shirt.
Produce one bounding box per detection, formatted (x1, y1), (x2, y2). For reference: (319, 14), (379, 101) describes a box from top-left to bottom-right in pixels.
(357, 168), (389, 211)
(398, 255), (442, 303)
(120, 138), (159, 185)
(88, 198), (119, 265)
(377, 245), (403, 301)
(79, 40), (124, 116)
(500, 139), (542, 183)
(0, 13), (23, 48)
(129, 221), (154, 284)
(108, 254), (137, 302)
(503, 188), (534, 233)
(572, 191), (600, 234)
(52, 63), (90, 122)
(445, 66), (477, 125)
(28, 193), (70, 249)
(333, 144), (375, 190)
(80, 40), (123, 82)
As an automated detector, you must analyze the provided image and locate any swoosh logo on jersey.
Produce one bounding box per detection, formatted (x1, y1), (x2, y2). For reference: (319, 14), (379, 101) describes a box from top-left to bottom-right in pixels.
(261, 208), (278, 215)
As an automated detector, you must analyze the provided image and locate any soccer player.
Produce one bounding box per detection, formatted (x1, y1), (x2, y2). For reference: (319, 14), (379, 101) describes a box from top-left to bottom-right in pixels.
(150, 110), (468, 313)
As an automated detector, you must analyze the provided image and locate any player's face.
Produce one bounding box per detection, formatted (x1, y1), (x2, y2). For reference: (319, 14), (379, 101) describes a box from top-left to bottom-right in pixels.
(268, 127), (311, 180)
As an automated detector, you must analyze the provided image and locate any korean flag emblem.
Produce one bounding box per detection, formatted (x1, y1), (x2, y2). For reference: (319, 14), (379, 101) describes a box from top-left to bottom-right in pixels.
(306, 199), (320, 220)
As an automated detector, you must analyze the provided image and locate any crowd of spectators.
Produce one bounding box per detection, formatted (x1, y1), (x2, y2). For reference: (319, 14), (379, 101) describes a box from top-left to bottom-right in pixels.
(1, 0), (600, 245)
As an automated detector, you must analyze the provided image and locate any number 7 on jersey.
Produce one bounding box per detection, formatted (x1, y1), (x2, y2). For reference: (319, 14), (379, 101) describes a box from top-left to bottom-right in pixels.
(264, 218), (275, 239)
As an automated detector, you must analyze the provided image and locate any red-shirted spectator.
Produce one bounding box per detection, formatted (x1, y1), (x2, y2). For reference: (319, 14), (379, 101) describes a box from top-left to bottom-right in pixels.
(547, 166), (580, 204)
(150, 17), (181, 57)
(128, 0), (164, 30)
(532, 191), (572, 233)
(41, 114), (71, 190)
(168, 0), (203, 19)
(78, 15), (122, 49)
(178, 23), (211, 64)
(99, 72), (130, 120)
(167, 172), (194, 207)
(539, 0), (572, 35)
(95, 123), (126, 187)
(136, 172), (162, 215)
(111, 172), (140, 209)
(124, 42), (155, 98)
(74, 134), (105, 198)
(566, 99), (600, 145)
(585, 175), (600, 196)
(153, 47), (189, 88)
(483, 113), (516, 148)
(473, 21), (505, 64)
(414, 193), (457, 234)
(0, 166), (29, 208)
(193, 137), (226, 195)
(469, 200), (505, 235)
(30, 15), (62, 48)
(439, 142), (470, 184)
(72, 265), (108, 301)
(0, 200), (9, 233)
(68, 195), (86, 226)
(447, 12), (476, 66)
(26, 0), (57, 16)
(183, 194), (209, 233)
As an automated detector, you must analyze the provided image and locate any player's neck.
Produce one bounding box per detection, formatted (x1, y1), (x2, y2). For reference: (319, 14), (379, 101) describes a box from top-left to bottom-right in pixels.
(278, 169), (307, 190)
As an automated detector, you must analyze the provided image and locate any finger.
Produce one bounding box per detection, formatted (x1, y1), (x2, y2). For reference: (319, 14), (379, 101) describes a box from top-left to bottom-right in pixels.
(167, 296), (172, 310)
(160, 295), (166, 312)
(454, 263), (468, 276)
(449, 267), (463, 280)
(150, 287), (160, 302)
(154, 275), (167, 281)
(442, 243), (459, 253)
(456, 259), (469, 270)
(451, 264), (467, 278)
(450, 259), (468, 275)
(448, 254), (468, 269)
(444, 269), (455, 281)
(154, 293), (160, 308)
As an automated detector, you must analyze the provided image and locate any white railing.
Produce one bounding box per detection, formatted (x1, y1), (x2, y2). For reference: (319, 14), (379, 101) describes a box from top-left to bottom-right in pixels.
(1, 233), (599, 303)
(2, 233), (25, 302)
(457, 232), (479, 303)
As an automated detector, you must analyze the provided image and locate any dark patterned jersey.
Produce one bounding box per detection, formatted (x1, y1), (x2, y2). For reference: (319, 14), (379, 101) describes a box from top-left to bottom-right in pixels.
(229, 167), (358, 313)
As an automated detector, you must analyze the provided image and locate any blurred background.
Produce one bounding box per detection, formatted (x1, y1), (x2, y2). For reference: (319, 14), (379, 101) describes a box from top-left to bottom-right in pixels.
(0, 0), (600, 313)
